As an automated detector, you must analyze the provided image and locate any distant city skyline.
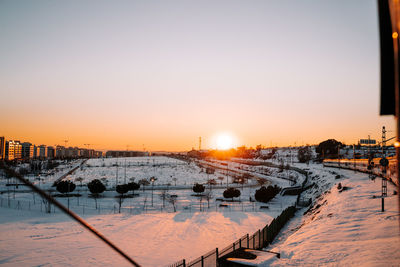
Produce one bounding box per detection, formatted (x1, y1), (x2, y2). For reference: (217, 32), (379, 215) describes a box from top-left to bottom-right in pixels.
(0, 0), (395, 151)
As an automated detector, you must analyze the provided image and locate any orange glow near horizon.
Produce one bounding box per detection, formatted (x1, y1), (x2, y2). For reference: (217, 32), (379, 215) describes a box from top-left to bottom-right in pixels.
(0, 1), (397, 152)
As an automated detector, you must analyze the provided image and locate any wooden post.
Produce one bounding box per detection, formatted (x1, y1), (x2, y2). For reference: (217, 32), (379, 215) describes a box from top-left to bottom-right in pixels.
(201, 256), (204, 267)
(216, 248), (219, 265)
(259, 229), (261, 249)
(247, 233), (249, 248)
(183, 259), (186, 267)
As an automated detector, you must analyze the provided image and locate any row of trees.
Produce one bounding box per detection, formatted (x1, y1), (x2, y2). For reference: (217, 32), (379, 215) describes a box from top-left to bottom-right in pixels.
(54, 178), (282, 213)
(192, 183), (280, 204)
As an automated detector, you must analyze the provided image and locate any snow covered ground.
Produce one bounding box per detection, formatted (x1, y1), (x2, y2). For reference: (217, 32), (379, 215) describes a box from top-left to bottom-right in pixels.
(242, 166), (400, 266)
(0, 156), (302, 266)
(3, 158), (397, 266)
(0, 208), (273, 266)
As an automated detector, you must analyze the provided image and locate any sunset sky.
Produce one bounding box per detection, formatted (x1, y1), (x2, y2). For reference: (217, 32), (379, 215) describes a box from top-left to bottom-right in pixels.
(0, 0), (395, 151)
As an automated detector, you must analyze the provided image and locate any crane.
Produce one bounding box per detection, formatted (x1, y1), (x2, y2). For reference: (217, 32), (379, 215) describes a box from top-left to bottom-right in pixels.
(62, 139), (69, 147)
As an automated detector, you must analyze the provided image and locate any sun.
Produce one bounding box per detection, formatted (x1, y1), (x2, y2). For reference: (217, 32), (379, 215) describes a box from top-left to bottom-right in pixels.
(216, 134), (234, 150)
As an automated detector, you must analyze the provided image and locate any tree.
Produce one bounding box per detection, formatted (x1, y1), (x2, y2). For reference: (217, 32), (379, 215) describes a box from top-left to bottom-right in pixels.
(127, 182), (140, 194)
(192, 183), (205, 195)
(116, 184), (129, 213)
(56, 180), (76, 194)
(87, 179), (106, 209)
(56, 180), (76, 210)
(254, 185), (281, 203)
(207, 178), (217, 191)
(204, 190), (213, 209)
(116, 184), (129, 195)
(160, 189), (168, 209)
(138, 178), (150, 192)
(223, 187), (241, 201)
(298, 146), (312, 163)
(316, 139), (342, 159)
(167, 194), (178, 212)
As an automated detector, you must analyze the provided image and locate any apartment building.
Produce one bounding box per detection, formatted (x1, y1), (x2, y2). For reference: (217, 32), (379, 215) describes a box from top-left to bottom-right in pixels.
(21, 142), (34, 159)
(0, 137), (5, 160)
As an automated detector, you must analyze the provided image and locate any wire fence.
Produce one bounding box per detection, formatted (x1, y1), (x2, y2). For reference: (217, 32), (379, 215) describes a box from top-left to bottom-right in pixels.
(0, 193), (275, 217)
(167, 205), (296, 267)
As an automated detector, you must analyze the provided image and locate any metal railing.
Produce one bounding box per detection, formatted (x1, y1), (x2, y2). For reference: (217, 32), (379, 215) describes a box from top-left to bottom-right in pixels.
(167, 205), (296, 267)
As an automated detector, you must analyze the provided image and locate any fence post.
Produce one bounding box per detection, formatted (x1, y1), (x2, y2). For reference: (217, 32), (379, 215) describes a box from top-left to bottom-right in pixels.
(233, 242), (235, 251)
(201, 256), (204, 267)
(239, 238), (242, 248)
(183, 259), (186, 267)
(247, 233), (249, 248)
(253, 233), (255, 248)
(261, 228), (264, 246)
(216, 248), (219, 265)
(258, 229), (261, 249)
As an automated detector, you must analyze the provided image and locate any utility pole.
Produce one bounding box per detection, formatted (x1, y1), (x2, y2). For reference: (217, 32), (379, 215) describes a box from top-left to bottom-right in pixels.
(116, 158), (119, 186)
(381, 126), (388, 212)
(199, 137), (201, 151)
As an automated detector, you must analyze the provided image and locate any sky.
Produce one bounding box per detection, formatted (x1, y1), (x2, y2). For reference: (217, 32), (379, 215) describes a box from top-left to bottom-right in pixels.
(0, 0), (396, 151)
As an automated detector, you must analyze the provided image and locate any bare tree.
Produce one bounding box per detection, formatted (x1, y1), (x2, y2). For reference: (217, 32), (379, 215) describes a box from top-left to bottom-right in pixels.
(204, 190), (213, 209)
(167, 195), (178, 212)
(160, 189), (168, 209)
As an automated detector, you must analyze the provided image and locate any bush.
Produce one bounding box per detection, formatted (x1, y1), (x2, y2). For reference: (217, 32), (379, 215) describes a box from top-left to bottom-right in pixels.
(223, 187), (241, 200)
(56, 180), (76, 194)
(254, 185), (281, 203)
(87, 179), (106, 195)
(193, 183), (205, 194)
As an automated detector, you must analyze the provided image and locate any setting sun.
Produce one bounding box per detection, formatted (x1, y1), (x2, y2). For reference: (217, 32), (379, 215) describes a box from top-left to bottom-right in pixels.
(216, 134), (235, 150)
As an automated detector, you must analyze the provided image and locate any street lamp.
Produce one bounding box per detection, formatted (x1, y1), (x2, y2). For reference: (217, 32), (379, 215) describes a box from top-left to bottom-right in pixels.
(150, 176), (156, 207)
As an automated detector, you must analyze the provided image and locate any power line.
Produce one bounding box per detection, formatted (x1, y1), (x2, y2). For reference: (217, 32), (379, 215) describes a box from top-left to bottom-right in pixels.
(0, 162), (141, 267)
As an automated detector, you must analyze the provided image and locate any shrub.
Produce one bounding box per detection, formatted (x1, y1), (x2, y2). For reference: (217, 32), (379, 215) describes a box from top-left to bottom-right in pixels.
(56, 180), (76, 194)
(193, 183), (205, 194)
(223, 187), (241, 201)
(254, 185), (281, 203)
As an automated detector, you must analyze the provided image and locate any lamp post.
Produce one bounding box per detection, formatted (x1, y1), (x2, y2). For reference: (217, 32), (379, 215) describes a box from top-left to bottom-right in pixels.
(150, 177), (155, 207)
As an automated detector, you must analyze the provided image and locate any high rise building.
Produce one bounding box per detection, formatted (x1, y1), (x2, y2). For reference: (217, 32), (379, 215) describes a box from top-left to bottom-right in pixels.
(0, 137), (5, 160)
(13, 141), (22, 159)
(47, 146), (55, 158)
(21, 142), (34, 159)
(39, 145), (47, 158)
(5, 140), (21, 160)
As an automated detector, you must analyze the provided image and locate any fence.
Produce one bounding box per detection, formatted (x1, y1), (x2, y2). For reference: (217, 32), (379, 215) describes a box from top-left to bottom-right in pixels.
(323, 157), (398, 186)
(0, 193), (274, 217)
(167, 205), (296, 267)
